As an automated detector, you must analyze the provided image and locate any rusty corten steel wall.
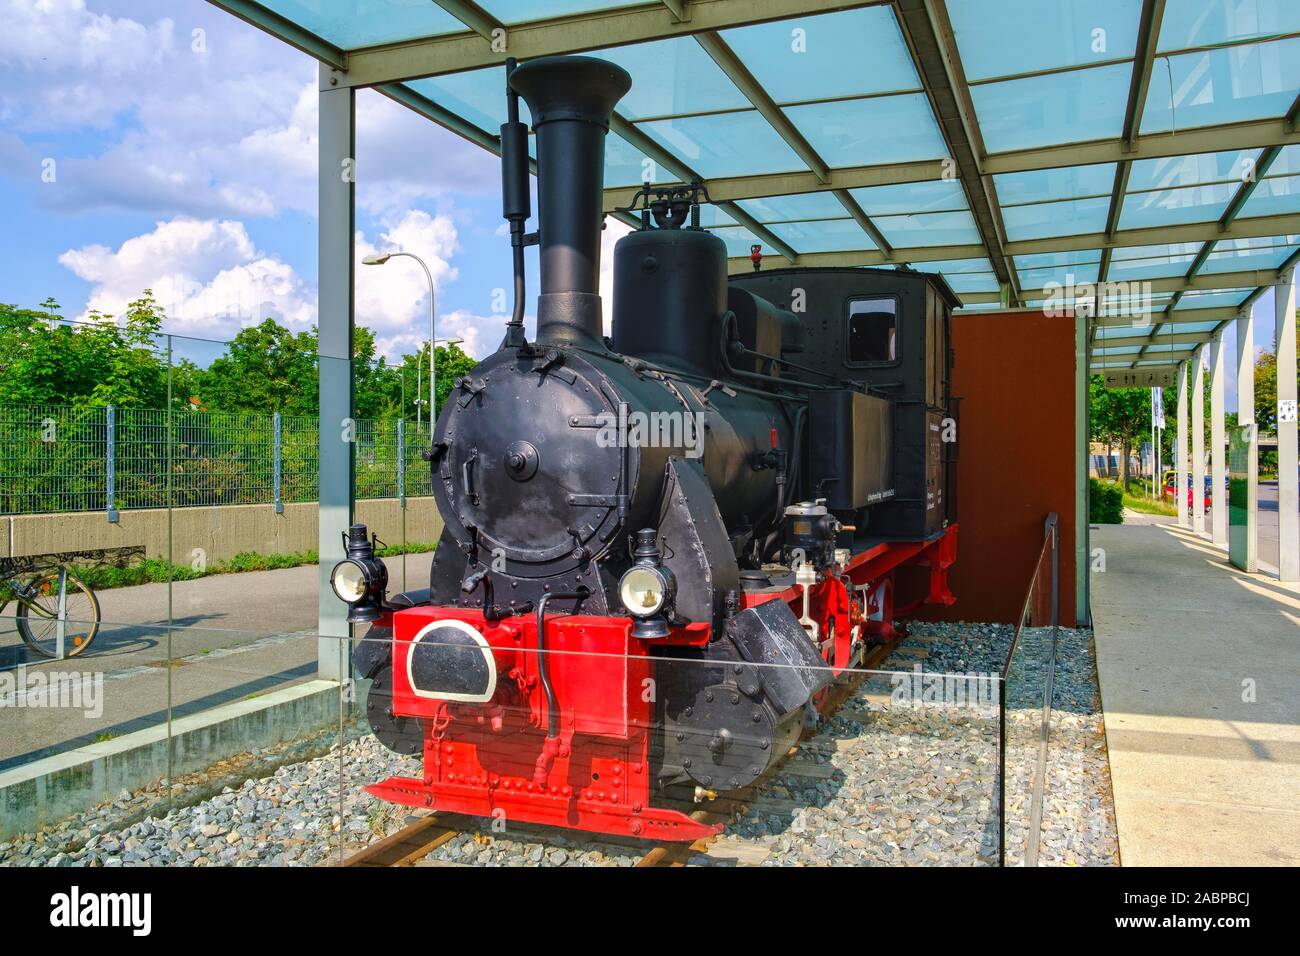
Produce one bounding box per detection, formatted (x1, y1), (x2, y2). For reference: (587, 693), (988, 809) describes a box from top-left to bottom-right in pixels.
(909, 309), (1078, 625)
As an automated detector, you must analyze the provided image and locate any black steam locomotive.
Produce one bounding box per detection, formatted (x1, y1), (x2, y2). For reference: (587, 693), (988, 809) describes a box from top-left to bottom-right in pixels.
(336, 55), (958, 841)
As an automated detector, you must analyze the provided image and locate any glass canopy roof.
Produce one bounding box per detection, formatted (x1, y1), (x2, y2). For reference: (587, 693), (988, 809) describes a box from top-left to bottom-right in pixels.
(213, 0), (1300, 368)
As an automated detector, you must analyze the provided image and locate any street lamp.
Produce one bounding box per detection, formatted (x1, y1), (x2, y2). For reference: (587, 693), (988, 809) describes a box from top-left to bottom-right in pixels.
(363, 250), (437, 424)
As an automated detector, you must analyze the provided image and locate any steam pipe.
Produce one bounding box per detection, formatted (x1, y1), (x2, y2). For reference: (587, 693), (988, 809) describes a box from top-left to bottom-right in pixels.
(500, 58), (530, 349)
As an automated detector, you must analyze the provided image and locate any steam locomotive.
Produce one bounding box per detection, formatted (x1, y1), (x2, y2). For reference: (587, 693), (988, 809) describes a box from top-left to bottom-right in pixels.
(333, 55), (959, 841)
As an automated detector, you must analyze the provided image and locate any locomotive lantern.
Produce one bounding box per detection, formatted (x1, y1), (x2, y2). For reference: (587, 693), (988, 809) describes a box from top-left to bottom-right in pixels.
(346, 55), (960, 841)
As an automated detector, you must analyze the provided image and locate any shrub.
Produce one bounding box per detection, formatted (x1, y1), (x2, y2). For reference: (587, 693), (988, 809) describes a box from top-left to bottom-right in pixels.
(1089, 478), (1124, 524)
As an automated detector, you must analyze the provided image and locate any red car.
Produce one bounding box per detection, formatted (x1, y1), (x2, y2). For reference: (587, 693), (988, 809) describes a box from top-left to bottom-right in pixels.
(1164, 474), (1214, 510)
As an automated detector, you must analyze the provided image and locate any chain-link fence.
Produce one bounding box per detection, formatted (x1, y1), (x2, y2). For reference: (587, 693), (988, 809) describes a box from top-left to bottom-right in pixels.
(0, 404), (432, 516)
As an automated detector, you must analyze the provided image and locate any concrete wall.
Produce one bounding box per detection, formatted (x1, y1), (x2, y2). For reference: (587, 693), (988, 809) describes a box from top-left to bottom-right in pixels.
(0, 680), (345, 840)
(2, 498), (443, 563)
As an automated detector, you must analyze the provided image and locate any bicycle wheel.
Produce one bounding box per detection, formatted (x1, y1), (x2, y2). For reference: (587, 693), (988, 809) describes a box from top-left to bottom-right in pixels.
(16, 569), (101, 659)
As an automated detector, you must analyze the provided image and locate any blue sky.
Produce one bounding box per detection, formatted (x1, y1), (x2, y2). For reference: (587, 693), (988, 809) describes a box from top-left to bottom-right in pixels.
(0, 0), (1281, 407)
(0, 0), (556, 360)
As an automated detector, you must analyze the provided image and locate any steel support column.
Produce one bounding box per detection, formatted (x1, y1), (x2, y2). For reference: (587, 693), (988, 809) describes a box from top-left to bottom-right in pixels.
(1233, 306), (1259, 572)
(1276, 267), (1299, 581)
(1176, 360), (1189, 528)
(1210, 332), (1227, 546)
(1192, 347), (1206, 534)
(317, 68), (356, 680)
(1076, 310), (1090, 624)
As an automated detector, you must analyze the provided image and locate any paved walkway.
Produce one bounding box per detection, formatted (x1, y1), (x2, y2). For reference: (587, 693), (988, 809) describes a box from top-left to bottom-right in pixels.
(1091, 515), (1300, 865)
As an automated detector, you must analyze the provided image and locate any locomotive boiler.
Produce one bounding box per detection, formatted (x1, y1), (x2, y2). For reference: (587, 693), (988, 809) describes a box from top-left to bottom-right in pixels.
(335, 55), (959, 841)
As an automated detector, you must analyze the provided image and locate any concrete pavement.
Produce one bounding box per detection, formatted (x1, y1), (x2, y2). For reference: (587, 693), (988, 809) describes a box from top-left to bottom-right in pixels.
(0, 553), (434, 770)
(1091, 518), (1300, 866)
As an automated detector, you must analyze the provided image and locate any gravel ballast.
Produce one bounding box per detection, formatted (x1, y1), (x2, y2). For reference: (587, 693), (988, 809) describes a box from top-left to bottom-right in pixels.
(0, 622), (1118, 867)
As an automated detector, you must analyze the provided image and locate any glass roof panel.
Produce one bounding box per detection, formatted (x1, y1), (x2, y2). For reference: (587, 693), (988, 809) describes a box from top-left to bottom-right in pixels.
(1109, 252), (1198, 279)
(595, 38), (749, 120)
(954, 302), (1009, 311)
(1140, 37), (1300, 133)
(479, 0), (636, 25)
(708, 225), (764, 258)
(1176, 288), (1254, 308)
(408, 67), (519, 132)
(604, 131), (658, 188)
(722, 6), (922, 102)
(873, 210), (982, 247)
(947, 0), (1139, 82)
(943, 272), (1001, 294)
(1014, 250), (1102, 270)
(785, 94), (948, 167)
(1119, 182), (1236, 227)
(1097, 324), (1156, 338)
(1003, 196), (1111, 241)
(260, 0), (462, 48)
(634, 111), (806, 178)
(767, 219), (875, 254)
(1018, 264), (1101, 288)
(972, 63), (1131, 153)
(1127, 150), (1256, 190)
(1268, 145), (1300, 176)
(1157, 0), (1300, 52)
(993, 163), (1115, 205)
(1237, 174), (1300, 218)
(848, 179), (970, 215)
(917, 257), (994, 274)
(1168, 320), (1228, 334)
(737, 192), (849, 223)
(1112, 241), (1204, 260)
(1200, 237), (1299, 273)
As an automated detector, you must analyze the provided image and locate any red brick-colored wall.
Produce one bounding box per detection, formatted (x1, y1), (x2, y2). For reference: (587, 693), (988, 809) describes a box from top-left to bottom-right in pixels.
(909, 309), (1078, 625)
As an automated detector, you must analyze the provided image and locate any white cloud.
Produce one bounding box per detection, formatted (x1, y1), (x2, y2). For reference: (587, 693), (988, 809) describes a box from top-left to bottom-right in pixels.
(599, 217), (634, 335)
(356, 208), (461, 338)
(0, 1), (497, 221)
(58, 217), (314, 337)
(56, 210), (475, 353)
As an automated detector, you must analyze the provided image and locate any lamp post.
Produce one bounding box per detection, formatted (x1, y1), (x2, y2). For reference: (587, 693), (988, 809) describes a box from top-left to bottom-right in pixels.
(363, 251), (436, 424)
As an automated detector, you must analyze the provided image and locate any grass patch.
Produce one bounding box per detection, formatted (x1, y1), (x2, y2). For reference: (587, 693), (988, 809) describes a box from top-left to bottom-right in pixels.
(68, 541), (437, 592)
(1121, 488), (1177, 516)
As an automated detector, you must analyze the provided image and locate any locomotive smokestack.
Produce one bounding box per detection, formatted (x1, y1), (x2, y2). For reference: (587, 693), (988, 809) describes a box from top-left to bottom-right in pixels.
(509, 55), (631, 348)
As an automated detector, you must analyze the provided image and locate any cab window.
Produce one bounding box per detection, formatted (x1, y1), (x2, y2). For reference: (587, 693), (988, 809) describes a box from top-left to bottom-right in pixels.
(846, 296), (898, 365)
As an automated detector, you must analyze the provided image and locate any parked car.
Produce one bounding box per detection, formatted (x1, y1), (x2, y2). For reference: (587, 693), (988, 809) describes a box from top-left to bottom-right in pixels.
(1163, 472), (1217, 510)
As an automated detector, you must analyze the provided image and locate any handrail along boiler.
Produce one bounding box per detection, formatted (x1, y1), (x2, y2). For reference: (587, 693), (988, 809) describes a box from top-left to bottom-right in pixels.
(335, 55), (960, 841)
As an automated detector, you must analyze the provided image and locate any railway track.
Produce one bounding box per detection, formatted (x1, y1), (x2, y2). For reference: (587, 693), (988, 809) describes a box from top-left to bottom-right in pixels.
(341, 634), (901, 868)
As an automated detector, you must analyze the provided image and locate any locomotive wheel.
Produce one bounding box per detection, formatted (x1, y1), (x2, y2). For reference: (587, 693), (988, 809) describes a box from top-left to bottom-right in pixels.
(365, 665), (424, 756)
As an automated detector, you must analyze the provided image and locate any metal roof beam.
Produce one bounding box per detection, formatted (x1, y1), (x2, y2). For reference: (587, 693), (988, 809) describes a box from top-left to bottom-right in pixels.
(894, 0), (1019, 303)
(728, 213), (1300, 270)
(609, 114), (801, 263)
(205, 0), (345, 69)
(834, 189), (894, 259)
(958, 268), (1288, 305)
(1123, 0), (1166, 149)
(432, 1), (503, 41)
(604, 118), (1300, 211)
(983, 119), (1300, 175)
(1096, 331), (1216, 349)
(604, 160), (950, 211)
(693, 31), (829, 183)
(375, 83), (536, 172)
(327, 0), (889, 88)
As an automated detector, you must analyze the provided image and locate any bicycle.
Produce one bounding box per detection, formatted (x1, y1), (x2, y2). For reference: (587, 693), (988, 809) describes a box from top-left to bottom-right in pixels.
(1, 551), (111, 660)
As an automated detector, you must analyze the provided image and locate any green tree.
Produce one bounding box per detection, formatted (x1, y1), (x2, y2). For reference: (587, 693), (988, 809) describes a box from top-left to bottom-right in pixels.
(0, 293), (167, 407)
(1089, 375), (1152, 491)
(195, 318), (319, 415)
